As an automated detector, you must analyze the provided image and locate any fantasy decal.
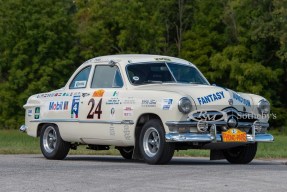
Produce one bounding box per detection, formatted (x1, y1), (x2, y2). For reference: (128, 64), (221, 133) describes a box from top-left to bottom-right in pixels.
(233, 92), (251, 107)
(71, 96), (80, 118)
(197, 91), (225, 105)
(49, 101), (69, 111)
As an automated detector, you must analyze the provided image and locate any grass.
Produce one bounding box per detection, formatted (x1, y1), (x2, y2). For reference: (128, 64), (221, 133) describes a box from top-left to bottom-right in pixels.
(0, 129), (286, 159)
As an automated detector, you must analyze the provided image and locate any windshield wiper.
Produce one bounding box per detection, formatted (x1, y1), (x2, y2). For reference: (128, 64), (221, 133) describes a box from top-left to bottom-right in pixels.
(143, 80), (163, 84)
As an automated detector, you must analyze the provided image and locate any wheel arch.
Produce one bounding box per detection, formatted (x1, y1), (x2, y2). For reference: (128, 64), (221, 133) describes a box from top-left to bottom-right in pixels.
(37, 123), (58, 137)
(132, 113), (163, 160)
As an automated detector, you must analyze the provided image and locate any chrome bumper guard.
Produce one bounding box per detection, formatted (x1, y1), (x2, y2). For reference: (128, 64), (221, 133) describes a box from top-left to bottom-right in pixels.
(165, 121), (274, 143)
(19, 125), (28, 133)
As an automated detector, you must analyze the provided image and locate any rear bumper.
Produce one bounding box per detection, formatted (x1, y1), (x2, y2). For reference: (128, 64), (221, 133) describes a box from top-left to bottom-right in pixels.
(19, 125), (28, 133)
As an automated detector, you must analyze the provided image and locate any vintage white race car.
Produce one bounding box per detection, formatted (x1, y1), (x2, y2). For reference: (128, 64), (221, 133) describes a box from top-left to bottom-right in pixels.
(20, 54), (274, 164)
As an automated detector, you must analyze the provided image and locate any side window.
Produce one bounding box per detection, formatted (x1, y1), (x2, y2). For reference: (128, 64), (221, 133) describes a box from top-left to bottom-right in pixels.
(69, 66), (91, 89)
(91, 66), (124, 88)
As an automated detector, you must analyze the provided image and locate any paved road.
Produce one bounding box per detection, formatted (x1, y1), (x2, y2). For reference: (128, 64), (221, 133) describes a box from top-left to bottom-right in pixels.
(0, 155), (286, 192)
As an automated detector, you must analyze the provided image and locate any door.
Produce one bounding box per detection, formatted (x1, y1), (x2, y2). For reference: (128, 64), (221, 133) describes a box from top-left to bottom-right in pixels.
(79, 64), (125, 145)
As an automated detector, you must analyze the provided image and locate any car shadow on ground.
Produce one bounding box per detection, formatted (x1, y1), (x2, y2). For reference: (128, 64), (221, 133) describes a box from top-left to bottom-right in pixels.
(40, 155), (279, 166)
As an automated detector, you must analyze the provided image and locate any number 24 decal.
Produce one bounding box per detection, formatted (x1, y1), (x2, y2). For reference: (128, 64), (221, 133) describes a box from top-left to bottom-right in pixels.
(87, 98), (102, 119)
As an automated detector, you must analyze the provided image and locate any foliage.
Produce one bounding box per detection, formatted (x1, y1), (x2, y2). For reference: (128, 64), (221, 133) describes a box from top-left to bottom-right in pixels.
(0, 0), (286, 129)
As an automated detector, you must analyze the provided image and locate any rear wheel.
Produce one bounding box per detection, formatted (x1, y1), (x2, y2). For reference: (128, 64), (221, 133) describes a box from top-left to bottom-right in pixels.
(223, 143), (257, 164)
(40, 124), (70, 160)
(118, 147), (134, 159)
(139, 119), (174, 164)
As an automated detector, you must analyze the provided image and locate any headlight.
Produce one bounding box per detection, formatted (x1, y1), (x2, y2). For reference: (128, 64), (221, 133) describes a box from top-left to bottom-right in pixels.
(258, 99), (270, 115)
(178, 97), (192, 114)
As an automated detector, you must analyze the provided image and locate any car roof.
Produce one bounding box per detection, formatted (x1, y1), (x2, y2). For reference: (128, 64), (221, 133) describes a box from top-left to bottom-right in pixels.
(82, 54), (192, 66)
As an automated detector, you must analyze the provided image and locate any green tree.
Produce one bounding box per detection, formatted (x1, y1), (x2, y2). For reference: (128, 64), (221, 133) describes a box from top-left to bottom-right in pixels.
(0, 0), (77, 128)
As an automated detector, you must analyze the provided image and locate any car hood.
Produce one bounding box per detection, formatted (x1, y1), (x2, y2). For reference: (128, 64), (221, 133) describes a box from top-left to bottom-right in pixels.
(134, 84), (255, 113)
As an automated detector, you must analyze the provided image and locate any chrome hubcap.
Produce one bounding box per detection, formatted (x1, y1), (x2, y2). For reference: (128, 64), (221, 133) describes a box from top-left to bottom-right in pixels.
(43, 126), (57, 153)
(143, 127), (160, 157)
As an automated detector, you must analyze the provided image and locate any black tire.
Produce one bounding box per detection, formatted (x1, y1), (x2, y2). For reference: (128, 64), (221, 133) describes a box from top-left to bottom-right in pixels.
(40, 124), (70, 160)
(118, 147), (134, 159)
(223, 143), (257, 164)
(139, 119), (174, 164)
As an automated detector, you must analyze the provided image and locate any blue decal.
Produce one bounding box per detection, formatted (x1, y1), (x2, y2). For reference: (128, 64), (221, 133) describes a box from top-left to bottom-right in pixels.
(71, 96), (80, 118)
(197, 91), (225, 105)
(233, 93), (251, 107)
(49, 101), (69, 111)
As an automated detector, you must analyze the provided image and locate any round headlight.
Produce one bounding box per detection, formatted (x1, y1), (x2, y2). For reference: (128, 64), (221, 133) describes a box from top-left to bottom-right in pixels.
(258, 99), (270, 115)
(178, 97), (192, 114)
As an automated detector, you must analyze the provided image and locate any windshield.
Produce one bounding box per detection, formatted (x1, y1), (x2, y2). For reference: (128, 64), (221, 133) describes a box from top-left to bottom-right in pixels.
(126, 62), (209, 85)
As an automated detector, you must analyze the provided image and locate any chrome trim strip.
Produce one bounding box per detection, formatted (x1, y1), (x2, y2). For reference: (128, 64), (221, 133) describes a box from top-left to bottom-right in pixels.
(165, 133), (274, 143)
(30, 119), (134, 125)
(30, 119), (78, 123)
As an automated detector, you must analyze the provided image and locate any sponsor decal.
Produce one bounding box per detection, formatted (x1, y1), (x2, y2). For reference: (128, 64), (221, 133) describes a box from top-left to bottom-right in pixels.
(233, 92), (251, 107)
(123, 107), (133, 117)
(162, 99), (173, 110)
(82, 93), (90, 97)
(197, 91), (225, 105)
(93, 89), (105, 97)
(74, 81), (86, 88)
(155, 57), (171, 61)
(112, 91), (119, 97)
(123, 125), (131, 140)
(71, 96), (80, 118)
(142, 99), (157, 107)
(106, 98), (121, 105)
(123, 98), (136, 105)
(49, 101), (69, 111)
(27, 109), (33, 117)
(110, 107), (115, 119)
(133, 76), (139, 81)
(34, 107), (40, 119)
(37, 92), (80, 98)
(109, 124), (115, 136)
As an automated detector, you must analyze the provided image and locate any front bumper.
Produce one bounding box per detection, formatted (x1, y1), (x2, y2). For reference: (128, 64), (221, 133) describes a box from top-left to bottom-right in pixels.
(165, 121), (274, 143)
(166, 132), (274, 142)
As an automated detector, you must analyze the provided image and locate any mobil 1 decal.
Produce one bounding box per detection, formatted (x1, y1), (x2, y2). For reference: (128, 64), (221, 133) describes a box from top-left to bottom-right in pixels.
(71, 96), (80, 118)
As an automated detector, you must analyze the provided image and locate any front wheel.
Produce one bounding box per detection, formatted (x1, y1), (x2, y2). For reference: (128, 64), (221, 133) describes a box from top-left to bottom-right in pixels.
(223, 143), (257, 164)
(139, 119), (174, 164)
(40, 124), (70, 160)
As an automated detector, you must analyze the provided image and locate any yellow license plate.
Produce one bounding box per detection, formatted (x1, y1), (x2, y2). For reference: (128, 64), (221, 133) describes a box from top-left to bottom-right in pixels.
(222, 128), (247, 142)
